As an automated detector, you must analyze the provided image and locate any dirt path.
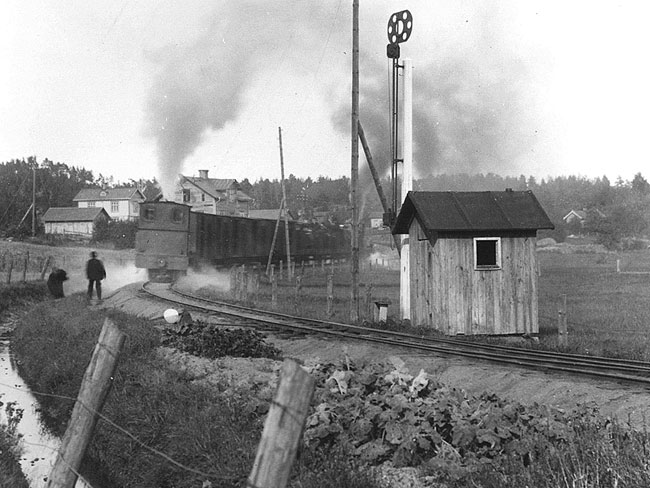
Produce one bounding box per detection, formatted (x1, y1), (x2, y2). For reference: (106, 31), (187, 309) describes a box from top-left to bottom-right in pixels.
(105, 284), (650, 431)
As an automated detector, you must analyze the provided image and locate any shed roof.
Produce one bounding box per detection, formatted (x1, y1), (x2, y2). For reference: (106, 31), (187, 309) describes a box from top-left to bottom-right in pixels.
(73, 187), (145, 201)
(42, 207), (111, 222)
(392, 191), (554, 236)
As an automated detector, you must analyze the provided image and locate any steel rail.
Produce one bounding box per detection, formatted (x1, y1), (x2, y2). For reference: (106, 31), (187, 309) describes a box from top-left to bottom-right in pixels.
(141, 283), (650, 385)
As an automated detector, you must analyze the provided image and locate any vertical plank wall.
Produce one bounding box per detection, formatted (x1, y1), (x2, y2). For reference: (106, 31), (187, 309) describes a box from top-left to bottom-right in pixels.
(410, 222), (538, 335)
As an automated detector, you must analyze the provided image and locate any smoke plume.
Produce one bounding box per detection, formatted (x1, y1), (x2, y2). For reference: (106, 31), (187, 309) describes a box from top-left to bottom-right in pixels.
(144, 0), (347, 198)
(144, 1), (549, 198)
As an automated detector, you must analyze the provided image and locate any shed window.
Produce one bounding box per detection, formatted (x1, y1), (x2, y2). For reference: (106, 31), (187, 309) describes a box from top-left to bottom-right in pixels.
(474, 237), (501, 270)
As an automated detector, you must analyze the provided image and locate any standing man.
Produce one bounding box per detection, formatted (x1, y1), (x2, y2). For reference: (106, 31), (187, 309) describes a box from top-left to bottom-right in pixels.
(86, 251), (106, 301)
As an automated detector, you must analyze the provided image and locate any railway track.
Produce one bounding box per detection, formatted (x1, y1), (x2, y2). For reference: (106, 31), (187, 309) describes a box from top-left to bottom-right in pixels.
(141, 282), (650, 386)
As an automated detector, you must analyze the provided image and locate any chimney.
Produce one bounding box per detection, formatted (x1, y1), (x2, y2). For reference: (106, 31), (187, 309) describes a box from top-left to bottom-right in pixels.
(198, 169), (209, 179)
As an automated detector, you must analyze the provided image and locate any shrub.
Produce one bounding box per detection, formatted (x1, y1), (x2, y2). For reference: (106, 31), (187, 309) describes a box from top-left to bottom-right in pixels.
(92, 219), (138, 249)
(162, 322), (282, 359)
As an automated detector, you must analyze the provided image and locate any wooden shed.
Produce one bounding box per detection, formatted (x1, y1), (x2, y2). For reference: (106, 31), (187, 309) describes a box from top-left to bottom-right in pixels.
(392, 190), (554, 336)
(42, 207), (111, 238)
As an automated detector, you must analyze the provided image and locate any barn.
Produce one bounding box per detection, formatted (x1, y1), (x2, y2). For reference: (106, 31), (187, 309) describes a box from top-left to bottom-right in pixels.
(42, 207), (111, 238)
(392, 190), (554, 336)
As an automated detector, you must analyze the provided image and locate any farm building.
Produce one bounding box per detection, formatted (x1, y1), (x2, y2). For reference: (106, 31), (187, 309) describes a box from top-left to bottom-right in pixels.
(392, 190), (554, 335)
(42, 207), (111, 238)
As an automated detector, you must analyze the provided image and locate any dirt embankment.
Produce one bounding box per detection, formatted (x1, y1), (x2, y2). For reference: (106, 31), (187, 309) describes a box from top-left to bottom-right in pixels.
(105, 284), (650, 432)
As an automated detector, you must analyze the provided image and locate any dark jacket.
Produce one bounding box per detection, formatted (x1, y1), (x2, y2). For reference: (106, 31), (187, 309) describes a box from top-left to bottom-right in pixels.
(47, 269), (68, 298)
(86, 258), (106, 280)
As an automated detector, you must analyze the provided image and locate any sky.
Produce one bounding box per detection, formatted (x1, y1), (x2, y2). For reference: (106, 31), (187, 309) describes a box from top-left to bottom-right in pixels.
(2, 0), (650, 197)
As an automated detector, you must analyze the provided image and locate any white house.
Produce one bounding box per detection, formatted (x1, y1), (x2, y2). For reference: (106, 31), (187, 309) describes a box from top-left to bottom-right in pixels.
(73, 187), (146, 221)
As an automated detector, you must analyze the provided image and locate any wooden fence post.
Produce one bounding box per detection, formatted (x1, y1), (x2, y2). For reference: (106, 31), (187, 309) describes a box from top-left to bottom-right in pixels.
(241, 266), (249, 302)
(271, 273), (278, 311)
(41, 256), (52, 280)
(46, 318), (126, 488)
(22, 253), (29, 282)
(5, 257), (13, 285)
(293, 275), (302, 314)
(365, 283), (373, 321)
(230, 266), (237, 298)
(247, 360), (315, 488)
(558, 294), (568, 348)
(326, 274), (334, 318)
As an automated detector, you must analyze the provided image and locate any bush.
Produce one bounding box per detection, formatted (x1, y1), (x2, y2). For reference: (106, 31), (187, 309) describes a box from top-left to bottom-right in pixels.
(162, 322), (282, 359)
(92, 219), (138, 249)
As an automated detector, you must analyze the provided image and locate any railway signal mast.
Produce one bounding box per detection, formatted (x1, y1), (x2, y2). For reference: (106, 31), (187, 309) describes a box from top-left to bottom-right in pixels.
(386, 10), (414, 320)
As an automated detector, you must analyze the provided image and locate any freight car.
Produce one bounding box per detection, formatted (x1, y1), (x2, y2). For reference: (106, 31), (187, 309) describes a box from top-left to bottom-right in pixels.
(135, 201), (349, 281)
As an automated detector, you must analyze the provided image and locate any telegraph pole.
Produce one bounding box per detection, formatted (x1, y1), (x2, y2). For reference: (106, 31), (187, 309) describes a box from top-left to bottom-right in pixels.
(350, 0), (360, 323)
(32, 162), (36, 237)
(278, 127), (292, 279)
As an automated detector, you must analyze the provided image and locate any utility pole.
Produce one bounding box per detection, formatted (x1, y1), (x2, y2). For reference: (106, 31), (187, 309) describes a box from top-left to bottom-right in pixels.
(32, 160), (36, 237)
(278, 127), (292, 279)
(350, 0), (360, 323)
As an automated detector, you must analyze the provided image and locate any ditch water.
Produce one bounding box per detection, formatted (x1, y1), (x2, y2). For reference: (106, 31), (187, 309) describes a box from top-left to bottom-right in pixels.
(0, 338), (93, 488)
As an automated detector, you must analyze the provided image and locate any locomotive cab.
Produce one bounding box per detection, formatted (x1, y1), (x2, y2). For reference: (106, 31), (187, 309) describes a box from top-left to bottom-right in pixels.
(135, 201), (192, 282)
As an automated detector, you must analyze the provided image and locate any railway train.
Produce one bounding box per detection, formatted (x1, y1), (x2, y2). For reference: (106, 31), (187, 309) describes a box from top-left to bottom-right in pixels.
(135, 201), (350, 281)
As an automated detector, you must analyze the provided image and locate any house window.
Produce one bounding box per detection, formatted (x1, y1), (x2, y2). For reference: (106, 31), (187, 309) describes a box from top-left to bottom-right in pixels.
(111, 201), (119, 213)
(474, 237), (501, 270)
(87, 201), (95, 207)
(182, 189), (191, 203)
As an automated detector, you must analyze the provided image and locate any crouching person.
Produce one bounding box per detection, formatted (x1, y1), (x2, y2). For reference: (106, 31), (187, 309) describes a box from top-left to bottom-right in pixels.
(47, 268), (68, 299)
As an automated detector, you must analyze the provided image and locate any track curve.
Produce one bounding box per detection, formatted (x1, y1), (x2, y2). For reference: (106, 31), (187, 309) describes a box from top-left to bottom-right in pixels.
(142, 282), (650, 386)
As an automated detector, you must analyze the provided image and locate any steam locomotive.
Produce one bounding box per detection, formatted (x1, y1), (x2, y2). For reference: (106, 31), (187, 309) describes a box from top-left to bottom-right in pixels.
(135, 201), (350, 281)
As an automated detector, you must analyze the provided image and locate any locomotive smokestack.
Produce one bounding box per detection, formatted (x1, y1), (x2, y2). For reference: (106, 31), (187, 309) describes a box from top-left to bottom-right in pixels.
(198, 169), (209, 179)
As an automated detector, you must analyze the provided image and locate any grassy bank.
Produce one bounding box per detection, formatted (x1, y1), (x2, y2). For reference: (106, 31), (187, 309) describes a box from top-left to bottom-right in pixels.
(11, 293), (378, 488)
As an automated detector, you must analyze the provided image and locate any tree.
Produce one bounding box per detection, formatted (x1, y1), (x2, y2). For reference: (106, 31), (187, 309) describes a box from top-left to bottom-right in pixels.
(631, 173), (650, 195)
(0, 157), (97, 236)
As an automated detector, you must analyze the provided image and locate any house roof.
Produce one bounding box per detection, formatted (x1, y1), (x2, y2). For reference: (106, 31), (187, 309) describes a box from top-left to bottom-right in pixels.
(181, 176), (253, 202)
(392, 191), (554, 236)
(73, 187), (145, 201)
(42, 207), (111, 222)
